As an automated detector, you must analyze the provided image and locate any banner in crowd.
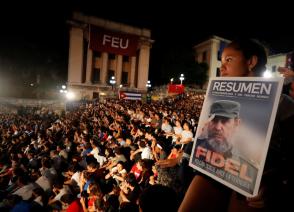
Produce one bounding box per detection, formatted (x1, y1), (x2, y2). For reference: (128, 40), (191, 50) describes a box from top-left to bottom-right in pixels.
(90, 25), (139, 56)
(168, 84), (185, 94)
(189, 77), (284, 197)
(119, 91), (142, 100)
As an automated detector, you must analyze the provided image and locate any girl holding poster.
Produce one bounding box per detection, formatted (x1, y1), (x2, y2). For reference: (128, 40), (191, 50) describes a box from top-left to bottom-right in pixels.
(179, 39), (294, 212)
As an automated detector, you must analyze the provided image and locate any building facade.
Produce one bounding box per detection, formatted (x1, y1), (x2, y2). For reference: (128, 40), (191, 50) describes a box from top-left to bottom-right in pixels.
(267, 52), (293, 71)
(266, 53), (287, 77)
(67, 12), (153, 100)
(194, 36), (230, 80)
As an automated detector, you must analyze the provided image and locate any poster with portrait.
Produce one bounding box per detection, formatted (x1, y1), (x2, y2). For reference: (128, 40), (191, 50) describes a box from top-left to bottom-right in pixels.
(189, 77), (284, 197)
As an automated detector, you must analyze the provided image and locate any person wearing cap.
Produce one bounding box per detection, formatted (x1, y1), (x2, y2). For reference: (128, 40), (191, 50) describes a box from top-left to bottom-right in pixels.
(196, 100), (241, 157)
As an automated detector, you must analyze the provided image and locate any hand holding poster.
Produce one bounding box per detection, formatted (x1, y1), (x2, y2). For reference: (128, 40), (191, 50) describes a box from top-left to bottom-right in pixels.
(189, 77), (284, 197)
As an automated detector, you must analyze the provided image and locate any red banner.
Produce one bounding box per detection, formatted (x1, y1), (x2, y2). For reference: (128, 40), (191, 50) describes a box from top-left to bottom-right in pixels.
(168, 84), (185, 94)
(90, 25), (139, 56)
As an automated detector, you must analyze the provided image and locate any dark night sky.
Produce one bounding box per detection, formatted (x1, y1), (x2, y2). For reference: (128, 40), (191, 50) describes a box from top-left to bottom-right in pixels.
(0, 1), (294, 88)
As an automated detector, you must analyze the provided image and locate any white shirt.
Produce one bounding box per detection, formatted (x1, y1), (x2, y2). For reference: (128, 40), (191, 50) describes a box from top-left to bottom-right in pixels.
(90, 147), (100, 158)
(13, 183), (37, 200)
(173, 126), (183, 142)
(71, 171), (81, 187)
(53, 185), (72, 201)
(180, 130), (193, 143)
(162, 123), (173, 133)
(35, 176), (51, 192)
(95, 155), (107, 167)
(174, 126), (183, 135)
(141, 146), (152, 159)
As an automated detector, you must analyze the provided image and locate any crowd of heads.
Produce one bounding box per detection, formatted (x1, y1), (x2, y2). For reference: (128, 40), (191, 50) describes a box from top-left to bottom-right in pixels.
(0, 91), (205, 211)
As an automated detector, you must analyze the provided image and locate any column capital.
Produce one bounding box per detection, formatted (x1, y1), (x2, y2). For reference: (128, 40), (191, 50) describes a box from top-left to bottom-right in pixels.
(138, 37), (154, 48)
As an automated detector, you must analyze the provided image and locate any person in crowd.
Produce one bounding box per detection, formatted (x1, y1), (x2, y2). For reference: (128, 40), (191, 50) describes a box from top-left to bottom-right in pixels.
(176, 121), (193, 148)
(119, 173), (141, 204)
(161, 117), (173, 134)
(105, 161), (127, 185)
(48, 179), (72, 205)
(63, 164), (82, 194)
(60, 193), (83, 212)
(167, 144), (181, 159)
(170, 119), (183, 144)
(102, 147), (127, 170)
(130, 140), (152, 160)
(80, 182), (104, 212)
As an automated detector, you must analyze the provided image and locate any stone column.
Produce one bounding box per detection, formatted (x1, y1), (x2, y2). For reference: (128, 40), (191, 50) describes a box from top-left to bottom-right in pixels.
(85, 48), (93, 84)
(209, 39), (219, 78)
(116, 55), (123, 85)
(130, 56), (136, 88)
(68, 27), (84, 84)
(100, 52), (108, 84)
(137, 43), (150, 90)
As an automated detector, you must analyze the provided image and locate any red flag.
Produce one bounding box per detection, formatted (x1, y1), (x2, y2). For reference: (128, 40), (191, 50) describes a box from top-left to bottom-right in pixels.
(168, 84), (185, 94)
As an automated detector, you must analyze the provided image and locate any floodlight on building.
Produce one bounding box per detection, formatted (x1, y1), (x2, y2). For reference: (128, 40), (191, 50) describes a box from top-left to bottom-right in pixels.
(66, 91), (75, 100)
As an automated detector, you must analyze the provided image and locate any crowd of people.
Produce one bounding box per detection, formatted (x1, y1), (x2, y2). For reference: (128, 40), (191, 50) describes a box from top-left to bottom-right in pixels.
(0, 92), (205, 211)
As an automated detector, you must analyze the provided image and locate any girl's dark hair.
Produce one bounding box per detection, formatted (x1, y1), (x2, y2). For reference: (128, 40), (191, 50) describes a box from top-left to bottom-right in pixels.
(60, 193), (75, 204)
(125, 173), (138, 187)
(227, 38), (267, 76)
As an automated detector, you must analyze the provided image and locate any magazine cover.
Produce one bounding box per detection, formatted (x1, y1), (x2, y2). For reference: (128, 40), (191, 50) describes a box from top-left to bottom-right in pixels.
(189, 77), (284, 197)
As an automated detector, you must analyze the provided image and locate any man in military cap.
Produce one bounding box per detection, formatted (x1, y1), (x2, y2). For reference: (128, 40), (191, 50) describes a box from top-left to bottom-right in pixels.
(197, 100), (241, 158)
(194, 100), (258, 193)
